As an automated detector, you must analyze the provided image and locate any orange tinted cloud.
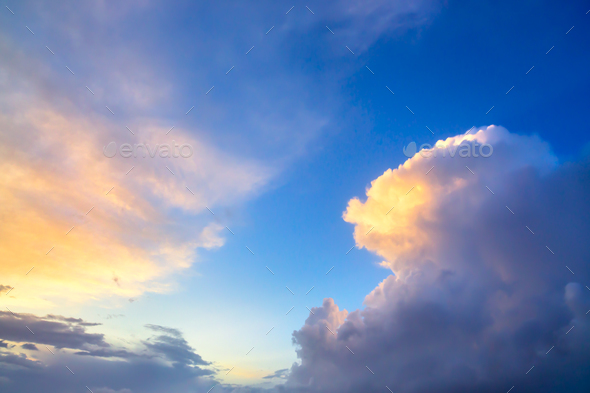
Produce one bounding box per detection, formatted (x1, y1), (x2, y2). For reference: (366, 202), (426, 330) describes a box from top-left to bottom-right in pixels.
(0, 95), (270, 312)
(343, 125), (557, 276)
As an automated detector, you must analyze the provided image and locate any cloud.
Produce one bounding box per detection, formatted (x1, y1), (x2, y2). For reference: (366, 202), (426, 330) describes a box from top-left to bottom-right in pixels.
(73, 348), (138, 359)
(0, 311), (107, 350)
(3, 125), (585, 392)
(284, 126), (590, 392)
(0, 348), (215, 393)
(105, 314), (125, 320)
(143, 325), (209, 367)
(92, 389), (133, 393)
(343, 126), (557, 276)
(0, 351), (43, 371)
(0, 0), (435, 314)
(0, 90), (267, 308)
(44, 315), (101, 327)
(0, 310), (215, 370)
(0, 42), (269, 309)
(0, 314), (216, 392)
(262, 369), (289, 380)
(0, 0), (348, 311)
(145, 324), (182, 338)
(297, 0), (443, 52)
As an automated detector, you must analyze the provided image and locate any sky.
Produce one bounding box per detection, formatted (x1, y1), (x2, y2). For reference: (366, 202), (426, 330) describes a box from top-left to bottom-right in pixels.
(1, 0), (590, 392)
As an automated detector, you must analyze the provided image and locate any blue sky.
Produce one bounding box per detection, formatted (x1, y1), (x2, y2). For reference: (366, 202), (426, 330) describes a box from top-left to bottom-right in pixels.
(1, 0), (590, 392)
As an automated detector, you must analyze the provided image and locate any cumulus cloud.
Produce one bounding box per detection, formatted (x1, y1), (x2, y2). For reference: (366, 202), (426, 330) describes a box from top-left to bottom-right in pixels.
(284, 126), (590, 393)
(343, 126), (558, 276)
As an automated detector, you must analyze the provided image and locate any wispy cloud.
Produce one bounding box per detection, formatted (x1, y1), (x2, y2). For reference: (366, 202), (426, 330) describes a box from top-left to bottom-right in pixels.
(0, 40), (273, 309)
(0, 0), (347, 310)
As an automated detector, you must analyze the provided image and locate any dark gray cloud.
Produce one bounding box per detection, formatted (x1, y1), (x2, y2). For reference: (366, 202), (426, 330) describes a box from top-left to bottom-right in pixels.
(143, 325), (209, 367)
(0, 285), (11, 294)
(263, 369), (289, 380)
(44, 314), (102, 327)
(20, 343), (38, 351)
(0, 311), (107, 350)
(0, 349), (215, 393)
(145, 324), (182, 338)
(0, 318), (215, 392)
(0, 351), (42, 371)
(74, 348), (137, 359)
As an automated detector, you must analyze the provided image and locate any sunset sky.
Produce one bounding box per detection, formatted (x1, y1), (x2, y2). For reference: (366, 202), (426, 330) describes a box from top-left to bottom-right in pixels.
(1, 0), (590, 392)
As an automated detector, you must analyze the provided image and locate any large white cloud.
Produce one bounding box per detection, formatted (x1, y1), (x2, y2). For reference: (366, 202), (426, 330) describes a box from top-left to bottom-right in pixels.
(284, 126), (590, 393)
